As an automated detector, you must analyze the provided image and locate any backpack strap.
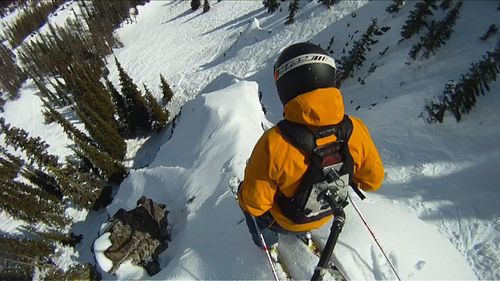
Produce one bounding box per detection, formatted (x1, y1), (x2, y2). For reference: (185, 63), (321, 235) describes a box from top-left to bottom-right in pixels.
(277, 119), (316, 153)
(277, 115), (366, 200)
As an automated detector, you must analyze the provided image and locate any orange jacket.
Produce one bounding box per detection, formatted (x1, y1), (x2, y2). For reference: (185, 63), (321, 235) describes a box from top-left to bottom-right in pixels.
(238, 87), (384, 232)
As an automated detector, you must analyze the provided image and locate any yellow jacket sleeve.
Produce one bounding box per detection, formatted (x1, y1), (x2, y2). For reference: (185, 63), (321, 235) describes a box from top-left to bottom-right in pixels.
(349, 117), (385, 191)
(238, 130), (278, 217)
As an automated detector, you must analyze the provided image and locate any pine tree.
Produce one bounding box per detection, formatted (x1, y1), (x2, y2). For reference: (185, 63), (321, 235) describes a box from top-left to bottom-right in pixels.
(32, 75), (67, 108)
(0, 43), (27, 99)
(23, 226), (82, 247)
(386, 0), (404, 13)
(440, 0), (452, 10)
(41, 104), (93, 145)
(160, 74), (174, 106)
(0, 179), (67, 227)
(68, 62), (118, 125)
(426, 48), (500, 123)
(400, 0), (437, 40)
(0, 95), (5, 112)
(50, 157), (110, 209)
(72, 138), (127, 185)
(336, 19), (390, 87)
(319, 0), (340, 9)
(0, 146), (23, 181)
(2, 0), (64, 48)
(327, 35), (335, 53)
(43, 263), (101, 281)
(0, 236), (54, 280)
(106, 79), (131, 137)
(75, 103), (126, 160)
(409, 1), (462, 59)
(263, 0), (280, 14)
(0, 118), (59, 169)
(479, 24), (497, 41)
(0, 117), (109, 209)
(203, 0), (210, 13)
(115, 57), (152, 135)
(425, 80), (454, 123)
(21, 166), (64, 201)
(285, 0), (299, 25)
(191, 0), (201, 10)
(144, 84), (169, 133)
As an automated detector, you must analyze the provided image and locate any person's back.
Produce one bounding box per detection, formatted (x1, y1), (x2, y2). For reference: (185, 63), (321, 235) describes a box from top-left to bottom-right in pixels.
(238, 42), (384, 246)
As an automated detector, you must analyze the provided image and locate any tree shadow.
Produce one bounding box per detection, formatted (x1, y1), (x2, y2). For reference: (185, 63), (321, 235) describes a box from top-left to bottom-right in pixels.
(161, 8), (194, 24)
(162, 0), (181, 7)
(127, 122), (173, 169)
(182, 10), (204, 24)
(71, 208), (110, 265)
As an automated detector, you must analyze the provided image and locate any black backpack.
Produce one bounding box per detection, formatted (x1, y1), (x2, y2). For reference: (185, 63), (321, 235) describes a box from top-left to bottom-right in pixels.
(276, 115), (364, 224)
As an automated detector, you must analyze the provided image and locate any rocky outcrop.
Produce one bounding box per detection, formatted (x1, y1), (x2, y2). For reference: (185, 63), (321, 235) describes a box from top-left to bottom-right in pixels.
(98, 196), (171, 276)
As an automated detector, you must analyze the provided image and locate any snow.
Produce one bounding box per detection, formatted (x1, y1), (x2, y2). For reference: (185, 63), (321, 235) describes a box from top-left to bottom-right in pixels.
(1, 0), (499, 280)
(104, 80), (477, 280)
(94, 232), (113, 272)
(0, 83), (75, 159)
(52, 242), (79, 272)
(115, 260), (146, 280)
(0, 211), (24, 236)
(320, 195), (476, 280)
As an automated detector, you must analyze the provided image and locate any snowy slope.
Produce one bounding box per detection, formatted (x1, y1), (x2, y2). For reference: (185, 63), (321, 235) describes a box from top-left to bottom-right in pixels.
(102, 1), (499, 279)
(101, 80), (474, 280)
(1, 0), (499, 279)
(309, 2), (500, 279)
(105, 81), (271, 280)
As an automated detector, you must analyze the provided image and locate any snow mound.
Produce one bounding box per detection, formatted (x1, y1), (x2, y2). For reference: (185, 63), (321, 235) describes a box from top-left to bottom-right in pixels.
(207, 17), (272, 66)
(107, 81), (271, 279)
(231, 17), (270, 54)
(94, 232), (113, 272)
(115, 260), (146, 280)
(243, 17), (262, 34)
(199, 72), (243, 94)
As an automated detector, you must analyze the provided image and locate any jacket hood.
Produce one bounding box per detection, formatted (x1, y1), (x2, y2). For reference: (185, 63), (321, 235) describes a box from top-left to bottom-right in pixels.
(283, 87), (345, 126)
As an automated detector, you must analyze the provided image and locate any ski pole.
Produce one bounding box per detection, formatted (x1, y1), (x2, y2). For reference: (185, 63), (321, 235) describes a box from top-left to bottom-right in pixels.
(348, 195), (402, 281)
(312, 190), (346, 281)
(252, 217), (280, 281)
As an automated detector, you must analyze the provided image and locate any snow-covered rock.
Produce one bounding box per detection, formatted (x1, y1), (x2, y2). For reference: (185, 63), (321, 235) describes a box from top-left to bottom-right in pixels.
(94, 196), (171, 276)
(94, 232), (113, 272)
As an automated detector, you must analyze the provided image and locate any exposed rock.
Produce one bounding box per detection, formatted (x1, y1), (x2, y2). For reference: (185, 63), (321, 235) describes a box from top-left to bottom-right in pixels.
(100, 196), (171, 276)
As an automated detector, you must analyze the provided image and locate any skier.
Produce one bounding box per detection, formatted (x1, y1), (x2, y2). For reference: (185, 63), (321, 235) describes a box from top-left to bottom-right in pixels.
(238, 42), (384, 251)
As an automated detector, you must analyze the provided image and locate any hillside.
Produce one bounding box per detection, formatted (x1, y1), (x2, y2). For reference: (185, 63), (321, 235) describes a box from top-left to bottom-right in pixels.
(1, 0), (499, 280)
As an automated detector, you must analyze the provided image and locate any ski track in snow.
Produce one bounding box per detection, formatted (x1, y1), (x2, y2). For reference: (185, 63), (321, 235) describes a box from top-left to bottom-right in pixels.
(1, 0), (499, 279)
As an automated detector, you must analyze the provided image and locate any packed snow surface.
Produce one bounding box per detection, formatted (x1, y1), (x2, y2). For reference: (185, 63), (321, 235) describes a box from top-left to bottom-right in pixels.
(1, 0), (499, 279)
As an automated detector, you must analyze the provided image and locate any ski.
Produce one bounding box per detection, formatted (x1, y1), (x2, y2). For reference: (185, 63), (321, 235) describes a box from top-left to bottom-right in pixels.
(297, 234), (348, 281)
(229, 176), (346, 281)
(270, 246), (294, 281)
(228, 176), (293, 280)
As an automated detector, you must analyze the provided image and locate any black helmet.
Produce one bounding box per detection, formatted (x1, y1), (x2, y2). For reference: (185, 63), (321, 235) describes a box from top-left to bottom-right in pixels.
(274, 42), (336, 105)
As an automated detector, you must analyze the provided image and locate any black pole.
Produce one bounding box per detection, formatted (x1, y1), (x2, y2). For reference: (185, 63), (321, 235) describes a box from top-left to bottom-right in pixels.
(311, 194), (346, 281)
